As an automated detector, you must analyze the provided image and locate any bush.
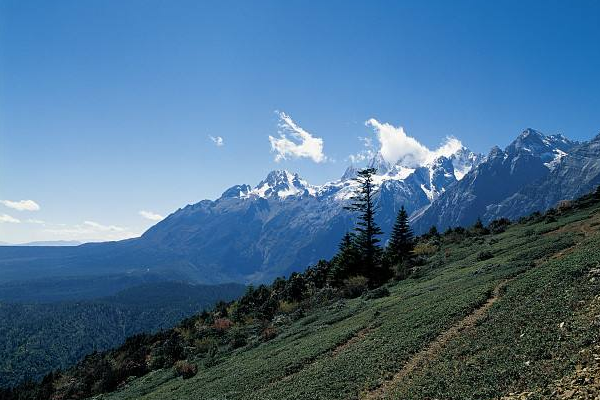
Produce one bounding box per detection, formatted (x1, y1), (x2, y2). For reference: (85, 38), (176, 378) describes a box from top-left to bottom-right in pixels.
(412, 255), (427, 266)
(213, 318), (234, 332)
(394, 260), (413, 281)
(278, 300), (299, 314)
(261, 326), (278, 341)
(174, 360), (197, 379)
(362, 286), (390, 300)
(228, 326), (248, 349)
(557, 200), (572, 212)
(488, 218), (511, 234)
(413, 243), (438, 257)
(476, 251), (494, 261)
(193, 337), (217, 354)
(341, 276), (369, 298)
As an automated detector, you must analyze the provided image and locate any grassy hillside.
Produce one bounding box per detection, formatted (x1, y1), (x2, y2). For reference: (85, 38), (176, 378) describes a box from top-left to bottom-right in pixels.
(0, 282), (245, 388)
(90, 194), (600, 400)
(4, 192), (600, 400)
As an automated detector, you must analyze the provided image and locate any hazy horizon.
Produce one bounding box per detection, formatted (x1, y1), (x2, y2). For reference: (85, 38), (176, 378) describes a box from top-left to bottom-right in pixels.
(2, 0), (599, 243)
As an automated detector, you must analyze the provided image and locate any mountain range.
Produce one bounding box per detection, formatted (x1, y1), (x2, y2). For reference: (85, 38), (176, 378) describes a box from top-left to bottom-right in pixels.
(0, 128), (598, 285)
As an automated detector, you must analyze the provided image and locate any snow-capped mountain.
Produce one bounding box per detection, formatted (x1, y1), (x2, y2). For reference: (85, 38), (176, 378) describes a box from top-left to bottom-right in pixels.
(135, 143), (482, 282)
(221, 145), (483, 208)
(505, 128), (576, 170)
(2, 128), (596, 286)
(483, 132), (600, 220)
(411, 129), (580, 232)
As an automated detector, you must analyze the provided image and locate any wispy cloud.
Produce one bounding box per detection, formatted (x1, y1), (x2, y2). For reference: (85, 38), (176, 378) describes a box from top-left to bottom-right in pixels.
(269, 111), (327, 163)
(83, 220), (126, 232)
(348, 137), (376, 164)
(27, 219), (45, 224)
(42, 220), (137, 242)
(0, 214), (20, 223)
(139, 210), (164, 221)
(209, 135), (224, 147)
(364, 119), (463, 167)
(1, 199), (40, 211)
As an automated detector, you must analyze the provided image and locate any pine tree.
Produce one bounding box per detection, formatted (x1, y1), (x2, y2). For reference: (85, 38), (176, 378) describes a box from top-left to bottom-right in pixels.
(329, 232), (359, 284)
(344, 168), (383, 282)
(427, 225), (440, 238)
(387, 205), (414, 266)
(471, 217), (489, 235)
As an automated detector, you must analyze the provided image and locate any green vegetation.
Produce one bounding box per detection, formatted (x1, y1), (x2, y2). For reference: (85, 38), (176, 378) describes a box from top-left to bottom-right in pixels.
(385, 205), (415, 279)
(3, 184), (600, 400)
(343, 168), (387, 284)
(0, 282), (245, 389)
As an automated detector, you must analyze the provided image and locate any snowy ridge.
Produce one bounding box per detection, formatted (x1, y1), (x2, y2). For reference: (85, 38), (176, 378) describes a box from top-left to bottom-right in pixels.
(223, 145), (483, 207)
(221, 130), (575, 210)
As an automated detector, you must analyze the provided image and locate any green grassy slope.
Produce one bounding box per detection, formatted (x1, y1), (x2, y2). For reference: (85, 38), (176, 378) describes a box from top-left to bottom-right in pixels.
(97, 200), (600, 400)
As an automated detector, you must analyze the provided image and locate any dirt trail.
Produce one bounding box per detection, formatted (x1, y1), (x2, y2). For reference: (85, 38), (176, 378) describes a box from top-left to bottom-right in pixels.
(545, 214), (600, 238)
(546, 216), (599, 260)
(361, 280), (510, 400)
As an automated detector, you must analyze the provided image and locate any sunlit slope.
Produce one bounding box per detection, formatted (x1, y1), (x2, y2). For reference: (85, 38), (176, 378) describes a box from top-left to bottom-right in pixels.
(98, 201), (600, 400)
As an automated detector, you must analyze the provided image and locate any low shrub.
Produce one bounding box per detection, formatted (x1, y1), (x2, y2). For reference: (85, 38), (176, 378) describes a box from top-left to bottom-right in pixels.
(476, 250), (494, 261)
(261, 326), (278, 341)
(341, 276), (369, 298)
(413, 243), (438, 257)
(213, 318), (234, 332)
(174, 360), (197, 379)
(278, 300), (299, 314)
(362, 286), (390, 300)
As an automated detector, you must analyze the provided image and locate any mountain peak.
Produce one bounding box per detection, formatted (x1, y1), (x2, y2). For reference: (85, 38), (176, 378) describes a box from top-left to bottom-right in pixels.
(251, 170), (313, 199)
(341, 165), (358, 181)
(220, 184), (252, 199)
(367, 152), (392, 175)
(520, 128), (544, 138)
(488, 145), (504, 158)
(506, 128), (577, 170)
(263, 169), (297, 185)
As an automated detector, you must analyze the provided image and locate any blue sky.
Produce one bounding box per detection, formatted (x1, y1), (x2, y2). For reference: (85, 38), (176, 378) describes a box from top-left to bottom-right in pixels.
(1, 0), (599, 243)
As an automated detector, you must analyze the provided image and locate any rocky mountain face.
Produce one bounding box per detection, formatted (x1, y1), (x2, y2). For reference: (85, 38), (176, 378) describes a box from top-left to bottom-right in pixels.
(411, 129), (581, 232)
(483, 133), (600, 221)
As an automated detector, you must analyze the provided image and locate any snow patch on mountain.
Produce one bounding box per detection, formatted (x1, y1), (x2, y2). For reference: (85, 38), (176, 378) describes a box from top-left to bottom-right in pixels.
(223, 143), (483, 206)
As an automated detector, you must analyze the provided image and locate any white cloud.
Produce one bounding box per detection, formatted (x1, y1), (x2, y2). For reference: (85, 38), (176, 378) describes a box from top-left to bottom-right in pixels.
(209, 135), (224, 147)
(365, 119), (464, 167)
(0, 214), (20, 223)
(139, 210), (164, 221)
(27, 219), (45, 224)
(42, 220), (137, 242)
(348, 137), (376, 164)
(431, 136), (464, 159)
(269, 111), (327, 163)
(83, 220), (126, 232)
(1, 199), (40, 211)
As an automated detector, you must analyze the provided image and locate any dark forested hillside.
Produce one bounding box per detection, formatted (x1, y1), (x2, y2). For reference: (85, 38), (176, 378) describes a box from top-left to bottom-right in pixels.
(0, 282), (245, 388)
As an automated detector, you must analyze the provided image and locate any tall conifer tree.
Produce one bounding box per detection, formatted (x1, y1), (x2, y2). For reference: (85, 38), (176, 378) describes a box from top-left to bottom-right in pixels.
(344, 168), (383, 281)
(387, 205), (414, 266)
(329, 232), (359, 284)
